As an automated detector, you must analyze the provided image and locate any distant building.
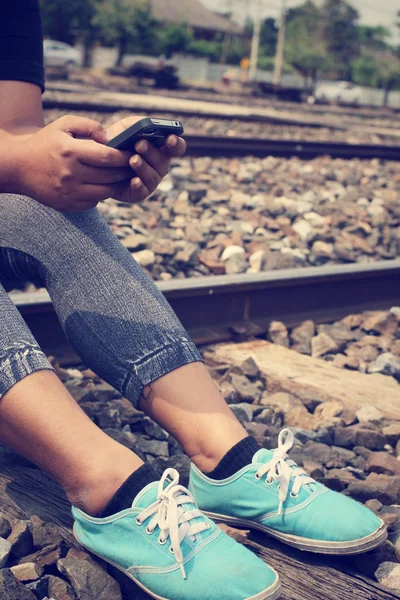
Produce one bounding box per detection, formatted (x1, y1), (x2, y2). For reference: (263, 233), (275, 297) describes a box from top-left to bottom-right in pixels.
(149, 0), (243, 41)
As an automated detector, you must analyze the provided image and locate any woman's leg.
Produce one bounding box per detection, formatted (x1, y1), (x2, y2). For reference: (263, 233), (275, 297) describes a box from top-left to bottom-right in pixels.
(0, 274), (143, 515)
(0, 194), (248, 480)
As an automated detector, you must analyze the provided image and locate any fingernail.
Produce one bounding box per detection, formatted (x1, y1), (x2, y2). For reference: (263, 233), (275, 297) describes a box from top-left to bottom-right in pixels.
(131, 155), (142, 168)
(132, 177), (142, 189)
(136, 141), (148, 153)
(167, 136), (178, 148)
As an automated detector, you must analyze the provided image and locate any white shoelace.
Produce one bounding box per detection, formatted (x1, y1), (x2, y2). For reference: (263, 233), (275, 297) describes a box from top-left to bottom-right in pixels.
(136, 468), (209, 579)
(255, 429), (315, 516)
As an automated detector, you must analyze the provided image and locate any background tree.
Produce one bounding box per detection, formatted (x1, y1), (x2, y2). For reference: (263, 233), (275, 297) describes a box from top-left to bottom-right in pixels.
(285, 1), (331, 87)
(95, 0), (156, 66)
(40, 0), (101, 67)
(323, 0), (360, 80)
(158, 24), (194, 59)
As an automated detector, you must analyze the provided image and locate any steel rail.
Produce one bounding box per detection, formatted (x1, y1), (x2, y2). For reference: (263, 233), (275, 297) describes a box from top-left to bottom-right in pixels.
(185, 135), (400, 161)
(11, 260), (400, 365)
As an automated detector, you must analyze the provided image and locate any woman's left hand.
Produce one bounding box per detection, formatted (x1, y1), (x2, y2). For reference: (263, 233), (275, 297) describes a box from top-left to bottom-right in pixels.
(105, 116), (186, 204)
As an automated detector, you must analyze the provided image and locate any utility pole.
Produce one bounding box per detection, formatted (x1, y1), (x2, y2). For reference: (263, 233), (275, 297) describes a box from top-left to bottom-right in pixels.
(273, 0), (286, 86)
(249, 0), (262, 81)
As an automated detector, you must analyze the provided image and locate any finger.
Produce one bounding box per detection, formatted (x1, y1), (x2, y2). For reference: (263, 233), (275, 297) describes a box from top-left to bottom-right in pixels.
(128, 177), (150, 203)
(76, 140), (131, 168)
(54, 115), (108, 143)
(79, 165), (134, 185)
(163, 135), (187, 158)
(134, 140), (169, 178)
(129, 155), (161, 193)
(77, 183), (121, 204)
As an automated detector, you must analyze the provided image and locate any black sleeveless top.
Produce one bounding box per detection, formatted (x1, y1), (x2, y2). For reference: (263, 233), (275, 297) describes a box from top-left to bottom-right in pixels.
(0, 0), (44, 92)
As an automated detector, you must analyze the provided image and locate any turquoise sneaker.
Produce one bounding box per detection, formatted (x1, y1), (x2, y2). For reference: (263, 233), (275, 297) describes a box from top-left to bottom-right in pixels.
(189, 429), (387, 555)
(72, 468), (281, 600)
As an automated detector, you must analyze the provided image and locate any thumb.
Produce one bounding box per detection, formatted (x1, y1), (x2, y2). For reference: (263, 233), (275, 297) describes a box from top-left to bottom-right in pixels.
(53, 115), (108, 144)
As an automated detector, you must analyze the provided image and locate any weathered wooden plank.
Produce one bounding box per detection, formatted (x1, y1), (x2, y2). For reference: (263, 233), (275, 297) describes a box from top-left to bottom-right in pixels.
(0, 461), (399, 599)
(246, 532), (400, 600)
(206, 340), (400, 420)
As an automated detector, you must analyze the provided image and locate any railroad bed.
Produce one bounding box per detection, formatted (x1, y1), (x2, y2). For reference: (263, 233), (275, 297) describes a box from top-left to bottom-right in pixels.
(34, 153), (400, 281)
(2, 303), (400, 599)
(45, 107), (400, 148)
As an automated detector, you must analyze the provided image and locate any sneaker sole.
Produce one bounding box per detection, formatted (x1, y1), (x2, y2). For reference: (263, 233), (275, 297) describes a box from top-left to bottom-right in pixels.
(73, 525), (282, 600)
(203, 511), (387, 555)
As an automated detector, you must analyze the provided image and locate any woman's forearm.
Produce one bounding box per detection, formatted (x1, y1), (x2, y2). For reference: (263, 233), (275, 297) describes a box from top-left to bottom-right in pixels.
(0, 81), (44, 134)
(0, 81), (43, 193)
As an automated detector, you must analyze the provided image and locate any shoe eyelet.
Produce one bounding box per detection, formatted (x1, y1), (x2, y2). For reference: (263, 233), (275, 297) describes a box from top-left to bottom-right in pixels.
(265, 478), (274, 486)
(146, 526), (155, 535)
(135, 517), (143, 526)
(169, 546), (174, 554)
(255, 473), (261, 480)
(290, 491), (299, 499)
(158, 537), (167, 545)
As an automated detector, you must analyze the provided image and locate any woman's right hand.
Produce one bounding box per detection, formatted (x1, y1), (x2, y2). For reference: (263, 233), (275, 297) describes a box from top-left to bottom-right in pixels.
(7, 115), (133, 212)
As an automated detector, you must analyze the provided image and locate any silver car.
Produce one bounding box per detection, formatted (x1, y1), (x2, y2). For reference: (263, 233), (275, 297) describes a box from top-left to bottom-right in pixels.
(43, 40), (81, 76)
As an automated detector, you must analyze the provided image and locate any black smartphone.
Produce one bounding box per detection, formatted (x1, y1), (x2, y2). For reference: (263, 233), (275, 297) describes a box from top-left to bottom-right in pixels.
(106, 117), (184, 151)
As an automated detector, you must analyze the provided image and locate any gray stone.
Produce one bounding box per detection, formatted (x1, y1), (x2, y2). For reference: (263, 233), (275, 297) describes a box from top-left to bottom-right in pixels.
(31, 516), (62, 549)
(367, 452), (400, 477)
(7, 520), (33, 558)
(347, 473), (400, 505)
(230, 403), (254, 424)
(57, 548), (122, 600)
(368, 353), (400, 380)
(137, 437), (169, 458)
(26, 576), (50, 599)
(351, 540), (396, 578)
(0, 568), (37, 600)
(10, 562), (43, 582)
(0, 516), (11, 539)
(290, 320), (315, 355)
(0, 537), (11, 568)
(142, 417), (169, 441)
(322, 469), (356, 492)
(239, 357), (261, 380)
(152, 454), (191, 488)
(383, 424), (400, 447)
(267, 321), (289, 347)
(47, 575), (78, 600)
(311, 333), (339, 358)
(375, 561), (400, 591)
(356, 405), (384, 425)
(365, 499), (383, 513)
(18, 543), (65, 570)
(334, 425), (386, 450)
(254, 407), (275, 425)
(229, 373), (261, 403)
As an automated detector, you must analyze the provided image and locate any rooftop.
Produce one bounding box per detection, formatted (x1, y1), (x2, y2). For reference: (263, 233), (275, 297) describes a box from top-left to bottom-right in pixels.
(149, 0), (242, 34)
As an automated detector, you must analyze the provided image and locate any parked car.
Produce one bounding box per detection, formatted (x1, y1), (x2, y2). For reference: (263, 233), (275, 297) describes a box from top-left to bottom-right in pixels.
(43, 40), (81, 77)
(308, 81), (362, 106)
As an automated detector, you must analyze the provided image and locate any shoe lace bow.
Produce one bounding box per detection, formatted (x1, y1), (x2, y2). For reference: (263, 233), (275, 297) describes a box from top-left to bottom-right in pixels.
(255, 428), (315, 516)
(137, 468), (209, 579)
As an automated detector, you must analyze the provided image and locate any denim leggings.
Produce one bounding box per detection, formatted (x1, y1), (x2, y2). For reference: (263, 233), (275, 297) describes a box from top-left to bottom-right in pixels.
(0, 194), (202, 406)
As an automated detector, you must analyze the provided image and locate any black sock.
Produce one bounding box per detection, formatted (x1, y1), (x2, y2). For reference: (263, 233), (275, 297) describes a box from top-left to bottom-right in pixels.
(206, 436), (261, 480)
(98, 464), (159, 518)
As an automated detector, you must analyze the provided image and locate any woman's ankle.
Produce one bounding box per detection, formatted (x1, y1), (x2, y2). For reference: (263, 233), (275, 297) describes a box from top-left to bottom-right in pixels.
(65, 454), (144, 516)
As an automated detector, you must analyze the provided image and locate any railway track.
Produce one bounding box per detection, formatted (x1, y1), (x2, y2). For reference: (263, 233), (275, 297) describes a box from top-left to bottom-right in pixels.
(12, 260), (400, 365)
(184, 134), (400, 160)
(43, 101), (400, 160)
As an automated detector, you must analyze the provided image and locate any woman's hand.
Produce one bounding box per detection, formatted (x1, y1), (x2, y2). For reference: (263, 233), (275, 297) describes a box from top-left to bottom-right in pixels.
(7, 114), (186, 212)
(104, 115), (186, 204)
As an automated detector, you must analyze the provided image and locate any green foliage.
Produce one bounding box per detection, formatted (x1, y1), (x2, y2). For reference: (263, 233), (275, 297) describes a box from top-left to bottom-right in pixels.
(323, 0), (360, 79)
(186, 40), (221, 61)
(94, 0), (158, 64)
(358, 26), (391, 52)
(40, 0), (100, 46)
(158, 24), (193, 59)
(285, 1), (331, 85)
